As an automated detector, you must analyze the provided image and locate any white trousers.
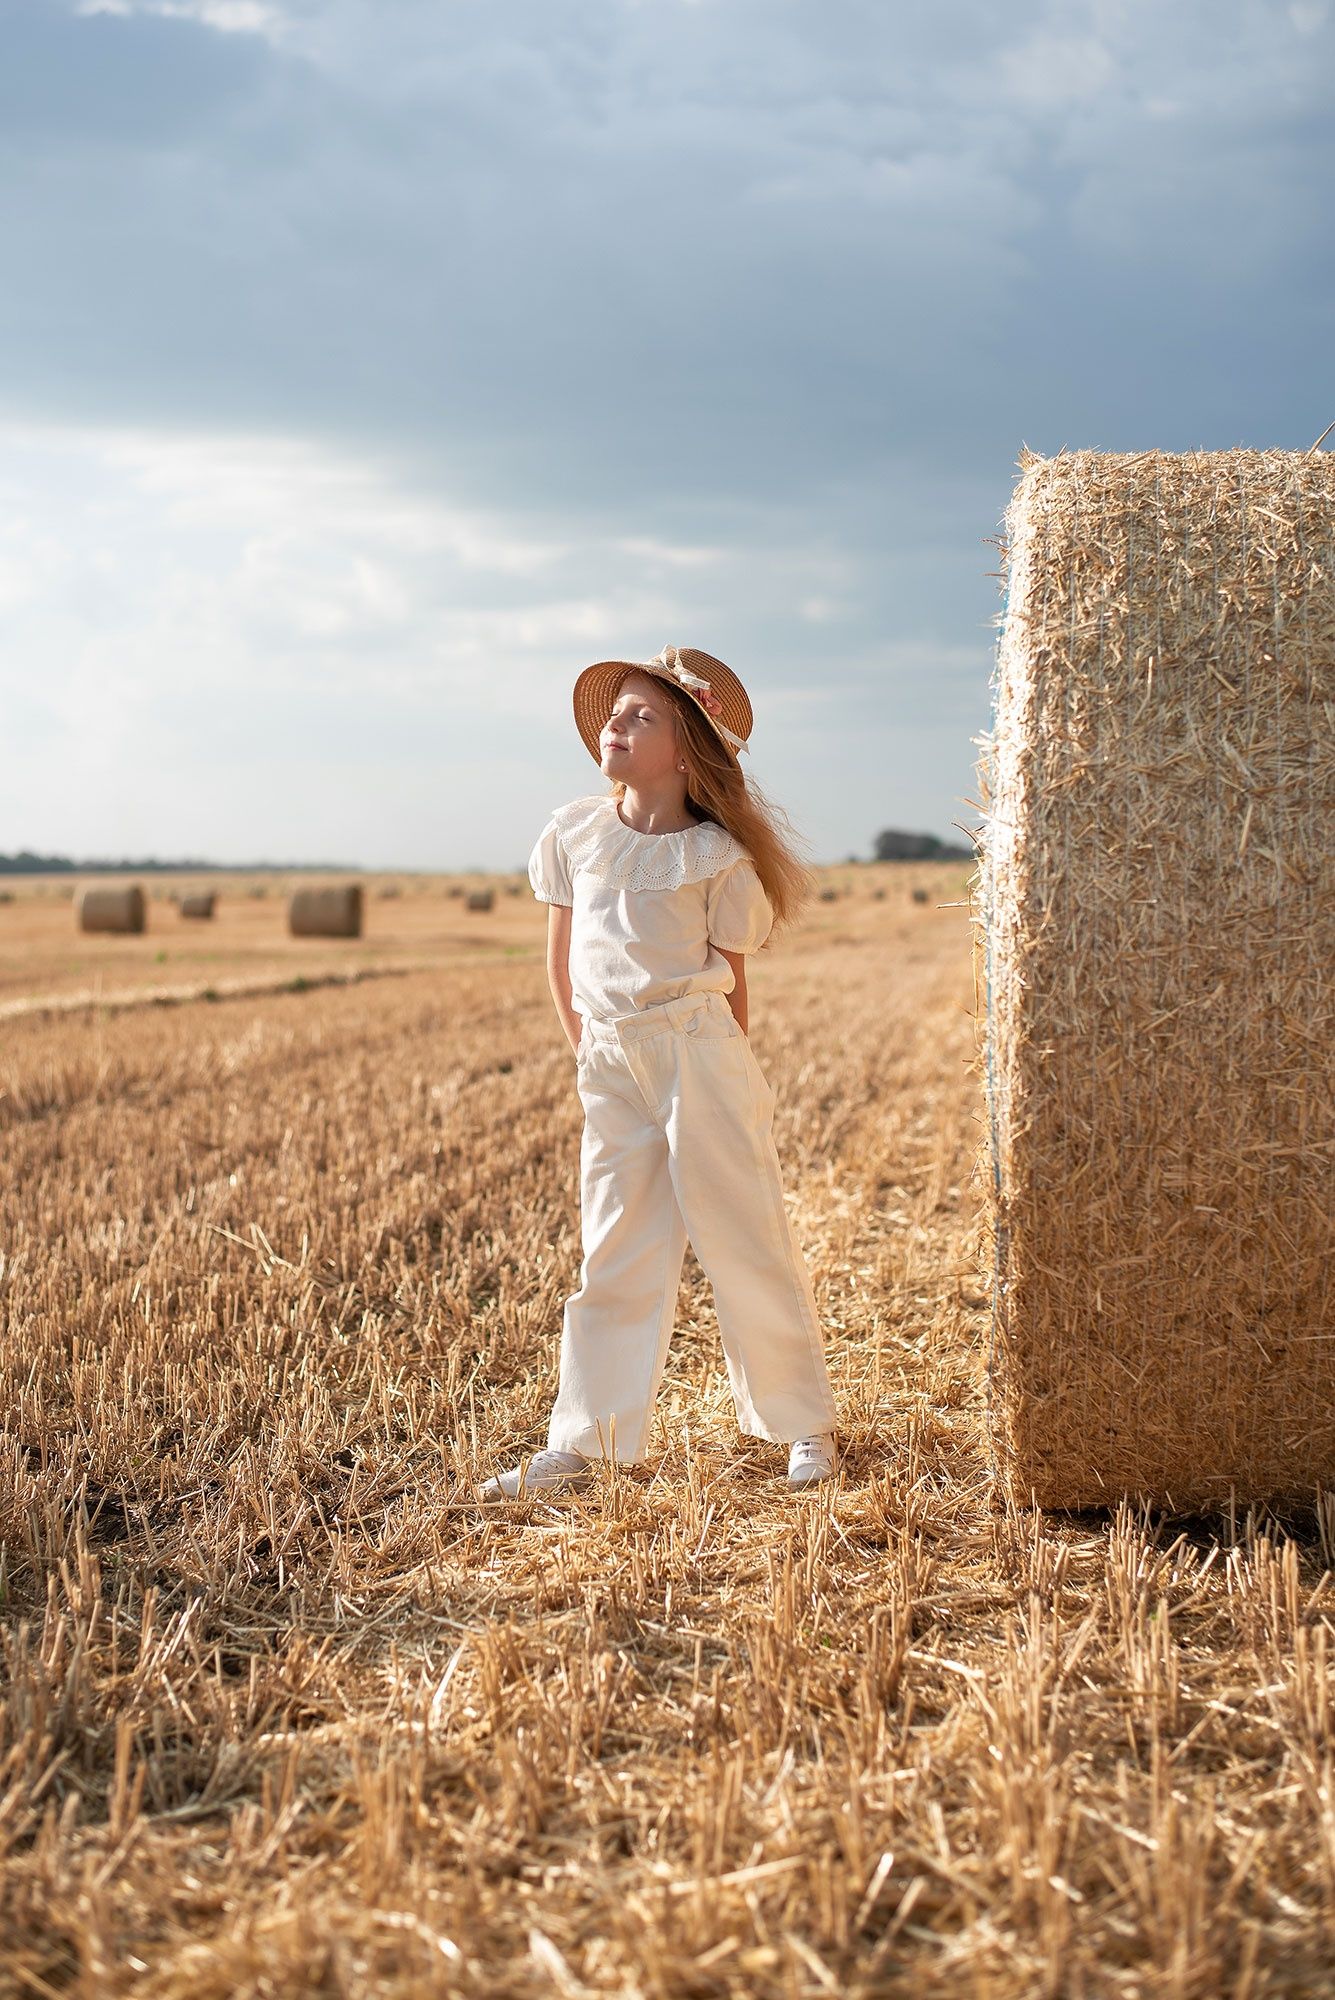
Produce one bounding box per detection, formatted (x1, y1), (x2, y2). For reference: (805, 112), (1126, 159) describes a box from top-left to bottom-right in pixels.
(546, 989), (839, 1463)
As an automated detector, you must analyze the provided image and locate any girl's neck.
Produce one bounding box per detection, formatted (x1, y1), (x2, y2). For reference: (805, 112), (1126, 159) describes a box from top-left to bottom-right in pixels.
(615, 786), (701, 837)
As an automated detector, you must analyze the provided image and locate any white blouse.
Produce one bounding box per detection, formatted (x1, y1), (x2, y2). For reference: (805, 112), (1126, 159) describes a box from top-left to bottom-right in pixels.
(527, 792), (774, 1023)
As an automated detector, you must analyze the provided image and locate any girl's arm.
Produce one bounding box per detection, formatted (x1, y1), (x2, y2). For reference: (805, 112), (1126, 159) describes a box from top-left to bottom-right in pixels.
(545, 904), (583, 1055)
(717, 947), (749, 1034)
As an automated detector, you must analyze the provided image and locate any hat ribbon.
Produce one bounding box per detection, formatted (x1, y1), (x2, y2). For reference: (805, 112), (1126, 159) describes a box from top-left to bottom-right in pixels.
(652, 646), (749, 754)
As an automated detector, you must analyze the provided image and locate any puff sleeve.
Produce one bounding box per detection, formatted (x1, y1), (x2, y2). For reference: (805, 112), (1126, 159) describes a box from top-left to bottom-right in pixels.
(527, 815), (574, 906)
(706, 857), (773, 953)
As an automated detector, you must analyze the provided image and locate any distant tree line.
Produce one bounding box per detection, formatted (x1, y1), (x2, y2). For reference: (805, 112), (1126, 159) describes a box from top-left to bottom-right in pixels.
(871, 828), (975, 862)
(0, 850), (356, 874)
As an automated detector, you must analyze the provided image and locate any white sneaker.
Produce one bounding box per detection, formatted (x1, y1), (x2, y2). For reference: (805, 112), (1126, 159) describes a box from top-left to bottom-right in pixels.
(787, 1433), (838, 1491)
(477, 1448), (594, 1502)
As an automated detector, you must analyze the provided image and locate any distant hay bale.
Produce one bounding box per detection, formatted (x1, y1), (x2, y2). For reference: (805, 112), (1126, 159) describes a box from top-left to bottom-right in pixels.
(288, 884), (362, 938)
(446, 885), (465, 899)
(871, 887), (886, 901)
(817, 888), (838, 903)
(466, 888), (495, 913)
(78, 885), (146, 935)
(911, 888), (929, 905)
(0, 889), (13, 905)
(179, 891), (216, 919)
(377, 884), (402, 899)
(977, 446), (1334, 1511)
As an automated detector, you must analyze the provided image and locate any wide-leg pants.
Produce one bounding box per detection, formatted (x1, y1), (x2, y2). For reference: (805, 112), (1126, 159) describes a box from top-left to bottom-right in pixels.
(546, 988), (839, 1463)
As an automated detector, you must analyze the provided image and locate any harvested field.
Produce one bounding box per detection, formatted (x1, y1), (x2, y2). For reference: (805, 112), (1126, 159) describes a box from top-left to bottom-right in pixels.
(0, 874), (536, 1014)
(2, 865), (1331, 1996)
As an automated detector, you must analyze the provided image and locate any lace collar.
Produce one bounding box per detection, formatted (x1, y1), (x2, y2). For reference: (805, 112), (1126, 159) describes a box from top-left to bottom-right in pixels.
(550, 793), (750, 893)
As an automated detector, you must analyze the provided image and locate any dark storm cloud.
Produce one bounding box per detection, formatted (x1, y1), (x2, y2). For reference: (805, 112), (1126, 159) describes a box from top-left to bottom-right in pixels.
(8, 0), (1328, 503)
(0, 1), (267, 140)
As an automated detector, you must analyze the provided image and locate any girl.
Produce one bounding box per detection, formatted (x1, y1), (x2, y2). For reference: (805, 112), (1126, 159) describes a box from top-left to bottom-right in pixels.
(478, 645), (840, 1501)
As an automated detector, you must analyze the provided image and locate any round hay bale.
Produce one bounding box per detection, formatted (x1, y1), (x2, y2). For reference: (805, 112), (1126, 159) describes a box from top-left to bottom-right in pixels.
(78, 884), (146, 934)
(377, 883), (402, 900)
(817, 887), (838, 903)
(911, 887), (929, 905)
(465, 888), (495, 913)
(179, 891), (216, 919)
(288, 883), (362, 938)
(976, 446), (1334, 1511)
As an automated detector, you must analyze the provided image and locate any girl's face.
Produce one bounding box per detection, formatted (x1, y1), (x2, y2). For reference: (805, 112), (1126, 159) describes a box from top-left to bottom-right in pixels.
(599, 673), (685, 787)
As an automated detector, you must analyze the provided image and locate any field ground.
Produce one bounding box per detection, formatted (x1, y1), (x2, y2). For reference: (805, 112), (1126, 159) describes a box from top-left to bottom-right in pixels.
(2, 866), (1331, 1997)
(0, 873), (535, 1013)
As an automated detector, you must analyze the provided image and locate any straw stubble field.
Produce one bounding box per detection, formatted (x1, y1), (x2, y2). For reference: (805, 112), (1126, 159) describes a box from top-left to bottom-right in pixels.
(2, 870), (1332, 1997)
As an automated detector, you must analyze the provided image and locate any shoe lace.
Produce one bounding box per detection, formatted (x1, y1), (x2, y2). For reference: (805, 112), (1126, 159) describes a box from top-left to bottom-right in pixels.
(790, 1435), (832, 1462)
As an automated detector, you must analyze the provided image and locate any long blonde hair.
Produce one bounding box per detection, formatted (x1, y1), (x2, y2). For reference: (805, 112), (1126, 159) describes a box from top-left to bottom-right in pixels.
(604, 669), (820, 944)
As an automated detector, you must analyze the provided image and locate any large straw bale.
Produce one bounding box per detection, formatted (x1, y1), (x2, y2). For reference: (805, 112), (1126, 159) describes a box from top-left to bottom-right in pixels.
(179, 891), (216, 919)
(77, 885), (146, 934)
(977, 447), (1334, 1510)
(288, 884), (362, 938)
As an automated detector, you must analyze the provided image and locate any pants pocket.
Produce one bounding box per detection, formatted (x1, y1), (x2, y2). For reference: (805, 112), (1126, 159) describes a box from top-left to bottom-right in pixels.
(738, 1034), (775, 1117)
(689, 1010), (745, 1048)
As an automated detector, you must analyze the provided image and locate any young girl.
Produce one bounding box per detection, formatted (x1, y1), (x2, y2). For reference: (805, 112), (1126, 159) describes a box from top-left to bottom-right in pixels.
(478, 645), (840, 1501)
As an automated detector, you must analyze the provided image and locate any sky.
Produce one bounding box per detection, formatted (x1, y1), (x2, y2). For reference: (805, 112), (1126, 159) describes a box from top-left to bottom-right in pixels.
(2, 0), (1331, 871)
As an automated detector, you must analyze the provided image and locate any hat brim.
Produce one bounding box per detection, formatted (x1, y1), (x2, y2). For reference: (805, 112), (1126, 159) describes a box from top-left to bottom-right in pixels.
(572, 651), (752, 768)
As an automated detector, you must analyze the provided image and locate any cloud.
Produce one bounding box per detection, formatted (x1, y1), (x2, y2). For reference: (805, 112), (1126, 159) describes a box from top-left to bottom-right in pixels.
(997, 31), (1116, 107)
(2, 0), (271, 141)
(74, 0), (291, 43)
(5, 417), (971, 864)
(1, 0), (1331, 862)
(5, 1), (1327, 495)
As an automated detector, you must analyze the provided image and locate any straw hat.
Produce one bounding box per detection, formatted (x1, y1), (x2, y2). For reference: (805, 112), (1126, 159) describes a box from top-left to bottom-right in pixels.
(572, 646), (754, 767)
